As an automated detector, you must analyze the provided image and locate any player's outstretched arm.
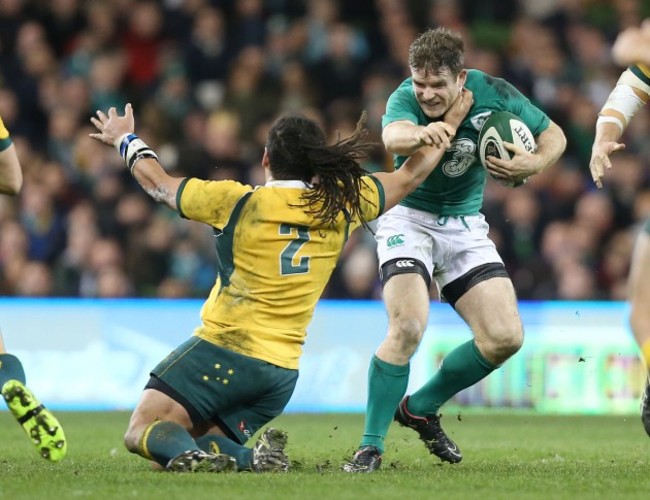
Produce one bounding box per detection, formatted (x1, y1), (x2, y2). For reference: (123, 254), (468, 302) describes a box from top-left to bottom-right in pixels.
(383, 120), (450, 155)
(383, 87), (474, 155)
(589, 67), (649, 188)
(375, 89), (473, 211)
(90, 104), (184, 210)
(381, 121), (420, 155)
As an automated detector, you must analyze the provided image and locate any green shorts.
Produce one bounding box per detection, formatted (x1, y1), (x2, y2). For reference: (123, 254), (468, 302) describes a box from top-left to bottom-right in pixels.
(644, 218), (650, 235)
(147, 337), (298, 444)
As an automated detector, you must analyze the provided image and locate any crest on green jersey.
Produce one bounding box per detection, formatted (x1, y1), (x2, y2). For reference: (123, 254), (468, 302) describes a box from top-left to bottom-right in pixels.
(471, 111), (492, 130)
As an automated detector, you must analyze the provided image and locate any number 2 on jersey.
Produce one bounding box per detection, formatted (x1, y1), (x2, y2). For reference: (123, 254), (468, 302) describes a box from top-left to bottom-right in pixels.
(279, 224), (311, 275)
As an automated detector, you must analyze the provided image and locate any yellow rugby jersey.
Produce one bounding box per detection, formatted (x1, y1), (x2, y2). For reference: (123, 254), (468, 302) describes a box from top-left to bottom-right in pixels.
(630, 64), (650, 105)
(0, 115), (12, 152)
(176, 176), (385, 369)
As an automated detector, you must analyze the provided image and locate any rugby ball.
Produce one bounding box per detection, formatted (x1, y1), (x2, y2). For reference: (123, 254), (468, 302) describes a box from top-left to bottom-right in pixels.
(478, 111), (536, 187)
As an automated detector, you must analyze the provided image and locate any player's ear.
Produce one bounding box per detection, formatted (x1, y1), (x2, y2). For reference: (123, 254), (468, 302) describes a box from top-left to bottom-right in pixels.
(262, 148), (270, 169)
(457, 69), (468, 90)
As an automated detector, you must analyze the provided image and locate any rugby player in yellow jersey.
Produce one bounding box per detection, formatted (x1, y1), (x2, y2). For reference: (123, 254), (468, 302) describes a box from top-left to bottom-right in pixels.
(589, 20), (650, 436)
(0, 115), (67, 462)
(89, 91), (473, 473)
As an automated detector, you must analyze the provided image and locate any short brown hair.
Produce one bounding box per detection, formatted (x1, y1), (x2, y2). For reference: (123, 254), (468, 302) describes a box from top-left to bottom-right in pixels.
(408, 27), (464, 76)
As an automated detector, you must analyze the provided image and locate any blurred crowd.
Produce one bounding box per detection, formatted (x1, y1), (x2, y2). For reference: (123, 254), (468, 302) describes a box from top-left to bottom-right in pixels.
(0, 0), (649, 301)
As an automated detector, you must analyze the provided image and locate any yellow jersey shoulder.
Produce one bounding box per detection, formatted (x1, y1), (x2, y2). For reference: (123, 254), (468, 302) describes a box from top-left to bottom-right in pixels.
(177, 178), (254, 229)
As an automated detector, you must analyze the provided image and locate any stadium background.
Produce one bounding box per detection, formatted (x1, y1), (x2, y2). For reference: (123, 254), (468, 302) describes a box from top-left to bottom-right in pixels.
(1, 0), (650, 414)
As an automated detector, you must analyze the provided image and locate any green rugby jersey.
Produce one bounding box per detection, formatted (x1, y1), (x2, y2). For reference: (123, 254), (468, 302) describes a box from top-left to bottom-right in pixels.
(382, 69), (550, 215)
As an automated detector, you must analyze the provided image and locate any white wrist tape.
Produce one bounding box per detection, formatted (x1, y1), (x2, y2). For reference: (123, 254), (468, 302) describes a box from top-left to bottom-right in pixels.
(596, 115), (625, 132)
(116, 133), (158, 174)
(600, 82), (645, 127)
(114, 133), (131, 152)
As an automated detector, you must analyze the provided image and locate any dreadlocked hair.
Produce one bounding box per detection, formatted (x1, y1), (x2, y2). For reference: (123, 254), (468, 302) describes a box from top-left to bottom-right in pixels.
(266, 112), (376, 228)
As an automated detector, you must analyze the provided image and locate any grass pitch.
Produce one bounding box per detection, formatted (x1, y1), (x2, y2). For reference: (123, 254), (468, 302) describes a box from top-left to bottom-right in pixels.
(0, 411), (648, 499)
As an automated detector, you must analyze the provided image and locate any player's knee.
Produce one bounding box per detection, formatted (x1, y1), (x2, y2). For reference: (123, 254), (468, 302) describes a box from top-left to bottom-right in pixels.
(500, 328), (524, 358)
(479, 325), (523, 364)
(123, 424), (142, 454)
(388, 315), (426, 355)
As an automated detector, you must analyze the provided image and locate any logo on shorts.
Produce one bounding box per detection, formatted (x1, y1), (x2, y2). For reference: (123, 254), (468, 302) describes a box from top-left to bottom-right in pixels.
(387, 234), (405, 248)
(395, 260), (415, 268)
(238, 420), (252, 439)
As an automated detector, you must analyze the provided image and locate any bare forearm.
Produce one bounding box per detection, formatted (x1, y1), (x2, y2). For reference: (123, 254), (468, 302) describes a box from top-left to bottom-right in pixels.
(383, 90), (472, 156)
(383, 122), (426, 155)
(532, 122), (566, 173)
(400, 145), (445, 186)
(374, 145), (445, 211)
(131, 158), (183, 210)
(593, 121), (623, 150)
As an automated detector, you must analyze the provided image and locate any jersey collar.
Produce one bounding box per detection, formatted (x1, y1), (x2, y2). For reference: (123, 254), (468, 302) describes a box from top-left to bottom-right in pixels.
(264, 180), (312, 188)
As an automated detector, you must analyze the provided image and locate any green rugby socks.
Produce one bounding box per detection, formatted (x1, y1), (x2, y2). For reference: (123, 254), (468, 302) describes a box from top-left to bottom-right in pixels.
(360, 355), (410, 452)
(0, 353), (26, 389)
(407, 340), (496, 417)
(196, 435), (253, 471)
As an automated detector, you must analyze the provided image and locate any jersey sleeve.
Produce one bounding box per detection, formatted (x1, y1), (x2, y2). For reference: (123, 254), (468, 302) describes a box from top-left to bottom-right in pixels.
(0, 115), (12, 152)
(631, 64), (650, 87)
(626, 65), (650, 98)
(353, 175), (385, 228)
(176, 177), (253, 229)
(382, 80), (421, 128)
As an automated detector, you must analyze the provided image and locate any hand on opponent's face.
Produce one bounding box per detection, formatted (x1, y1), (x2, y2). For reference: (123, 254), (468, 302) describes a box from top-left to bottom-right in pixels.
(415, 89), (474, 150)
(444, 88), (474, 129)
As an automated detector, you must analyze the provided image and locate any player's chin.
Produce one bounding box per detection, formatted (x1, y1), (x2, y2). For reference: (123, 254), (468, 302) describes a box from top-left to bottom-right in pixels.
(420, 103), (447, 119)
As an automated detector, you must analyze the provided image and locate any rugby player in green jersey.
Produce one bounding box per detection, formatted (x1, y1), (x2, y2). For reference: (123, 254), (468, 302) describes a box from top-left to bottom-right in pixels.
(345, 27), (566, 472)
(0, 115), (67, 462)
(89, 87), (472, 472)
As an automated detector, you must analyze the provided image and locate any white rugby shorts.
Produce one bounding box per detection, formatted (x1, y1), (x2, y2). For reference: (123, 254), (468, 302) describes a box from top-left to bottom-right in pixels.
(376, 204), (503, 290)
